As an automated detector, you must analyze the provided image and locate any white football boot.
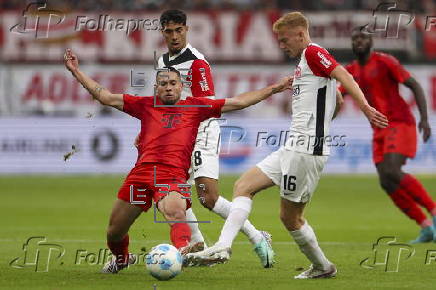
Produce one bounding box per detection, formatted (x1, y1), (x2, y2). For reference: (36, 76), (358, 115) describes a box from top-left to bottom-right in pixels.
(184, 243), (231, 267)
(294, 264), (337, 279)
(101, 253), (137, 274)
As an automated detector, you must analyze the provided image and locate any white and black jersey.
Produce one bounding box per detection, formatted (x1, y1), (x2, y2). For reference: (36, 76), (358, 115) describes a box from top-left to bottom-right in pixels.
(285, 43), (339, 156)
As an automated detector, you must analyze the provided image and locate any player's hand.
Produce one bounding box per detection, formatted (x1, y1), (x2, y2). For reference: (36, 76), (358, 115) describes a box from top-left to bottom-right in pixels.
(363, 105), (388, 128)
(64, 48), (79, 73)
(272, 76), (293, 94)
(134, 134), (140, 148)
(418, 119), (431, 142)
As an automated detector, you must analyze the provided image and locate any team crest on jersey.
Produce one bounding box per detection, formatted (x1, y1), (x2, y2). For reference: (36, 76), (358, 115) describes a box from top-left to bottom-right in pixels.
(292, 85), (300, 97)
(294, 66), (302, 79)
(161, 113), (182, 128)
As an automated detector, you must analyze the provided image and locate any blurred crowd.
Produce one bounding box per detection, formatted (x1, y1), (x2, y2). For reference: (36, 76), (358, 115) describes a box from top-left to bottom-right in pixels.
(1, 0), (435, 12)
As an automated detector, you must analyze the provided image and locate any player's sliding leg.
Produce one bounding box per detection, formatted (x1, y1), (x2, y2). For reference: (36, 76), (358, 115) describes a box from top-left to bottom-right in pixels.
(195, 176), (267, 249)
(185, 207), (206, 250)
(186, 167), (275, 267)
(280, 198), (336, 279)
(102, 199), (142, 273)
(376, 153), (436, 243)
(158, 191), (192, 251)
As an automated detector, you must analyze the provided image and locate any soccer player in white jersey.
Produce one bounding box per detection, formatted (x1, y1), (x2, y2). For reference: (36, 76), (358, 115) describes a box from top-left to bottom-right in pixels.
(136, 10), (274, 267)
(186, 12), (389, 278)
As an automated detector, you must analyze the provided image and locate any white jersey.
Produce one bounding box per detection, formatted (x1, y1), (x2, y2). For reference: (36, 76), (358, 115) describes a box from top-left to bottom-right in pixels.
(285, 43), (339, 156)
(157, 43), (215, 100)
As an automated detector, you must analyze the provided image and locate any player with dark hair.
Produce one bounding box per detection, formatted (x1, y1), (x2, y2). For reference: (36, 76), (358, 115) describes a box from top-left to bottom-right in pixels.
(187, 12), (388, 279)
(342, 27), (435, 243)
(134, 9), (276, 267)
(63, 48), (292, 274)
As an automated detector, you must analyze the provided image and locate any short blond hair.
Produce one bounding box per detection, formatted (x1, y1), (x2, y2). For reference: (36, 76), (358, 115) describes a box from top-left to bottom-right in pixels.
(272, 12), (309, 32)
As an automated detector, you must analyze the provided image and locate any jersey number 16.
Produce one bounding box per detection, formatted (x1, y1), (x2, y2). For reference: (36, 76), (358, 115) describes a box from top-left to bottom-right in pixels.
(283, 175), (296, 192)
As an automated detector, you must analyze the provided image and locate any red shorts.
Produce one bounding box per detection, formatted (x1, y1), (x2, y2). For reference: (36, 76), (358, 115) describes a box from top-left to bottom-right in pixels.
(117, 163), (192, 212)
(372, 122), (417, 164)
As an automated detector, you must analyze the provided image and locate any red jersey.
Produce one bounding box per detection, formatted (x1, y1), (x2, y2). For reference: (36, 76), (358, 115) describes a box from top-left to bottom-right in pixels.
(343, 52), (414, 125)
(123, 94), (225, 174)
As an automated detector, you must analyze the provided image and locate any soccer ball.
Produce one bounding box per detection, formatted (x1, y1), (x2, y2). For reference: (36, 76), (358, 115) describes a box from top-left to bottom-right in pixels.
(145, 244), (182, 281)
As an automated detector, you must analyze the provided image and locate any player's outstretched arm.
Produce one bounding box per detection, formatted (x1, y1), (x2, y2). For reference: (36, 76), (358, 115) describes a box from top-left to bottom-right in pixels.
(330, 65), (388, 128)
(221, 76), (293, 113)
(63, 49), (124, 111)
(403, 77), (432, 142)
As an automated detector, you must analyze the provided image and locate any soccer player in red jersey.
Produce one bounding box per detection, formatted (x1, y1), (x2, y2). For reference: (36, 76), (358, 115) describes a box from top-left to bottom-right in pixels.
(133, 11), (273, 262)
(63, 48), (292, 273)
(343, 27), (434, 243)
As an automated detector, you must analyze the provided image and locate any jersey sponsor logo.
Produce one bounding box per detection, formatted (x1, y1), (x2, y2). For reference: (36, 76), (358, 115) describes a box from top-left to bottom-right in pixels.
(161, 113), (182, 128)
(294, 66), (302, 79)
(199, 68), (210, 92)
(317, 51), (332, 68)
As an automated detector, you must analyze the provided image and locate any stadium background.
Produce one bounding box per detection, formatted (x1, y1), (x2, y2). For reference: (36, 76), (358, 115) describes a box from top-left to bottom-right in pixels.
(0, 0), (435, 174)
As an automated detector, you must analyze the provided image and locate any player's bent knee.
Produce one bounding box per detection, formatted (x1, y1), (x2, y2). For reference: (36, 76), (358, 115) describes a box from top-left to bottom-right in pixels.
(378, 168), (402, 192)
(163, 207), (186, 222)
(233, 178), (252, 197)
(378, 163), (402, 180)
(160, 195), (187, 221)
(379, 177), (392, 192)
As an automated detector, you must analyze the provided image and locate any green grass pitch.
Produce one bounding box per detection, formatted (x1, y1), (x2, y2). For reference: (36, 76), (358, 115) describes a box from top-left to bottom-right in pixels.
(1, 174), (436, 290)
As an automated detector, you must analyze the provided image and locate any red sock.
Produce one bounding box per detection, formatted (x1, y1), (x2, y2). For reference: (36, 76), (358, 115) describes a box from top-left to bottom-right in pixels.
(389, 188), (427, 225)
(170, 223), (191, 249)
(400, 174), (436, 214)
(107, 235), (129, 265)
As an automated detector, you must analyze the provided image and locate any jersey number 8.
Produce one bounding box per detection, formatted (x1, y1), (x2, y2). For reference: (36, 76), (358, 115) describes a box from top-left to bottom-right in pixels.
(194, 151), (202, 166)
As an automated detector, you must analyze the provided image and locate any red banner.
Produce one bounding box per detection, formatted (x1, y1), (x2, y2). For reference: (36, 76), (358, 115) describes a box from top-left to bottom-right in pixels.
(0, 11), (423, 62)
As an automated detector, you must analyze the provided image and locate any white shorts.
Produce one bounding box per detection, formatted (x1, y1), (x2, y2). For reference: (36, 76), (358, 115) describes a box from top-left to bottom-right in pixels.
(256, 147), (328, 203)
(187, 118), (221, 184)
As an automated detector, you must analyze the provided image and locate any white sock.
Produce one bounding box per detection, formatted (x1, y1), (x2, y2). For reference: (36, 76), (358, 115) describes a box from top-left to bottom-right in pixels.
(213, 196), (262, 244)
(217, 196), (252, 248)
(185, 208), (206, 245)
(289, 221), (331, 270)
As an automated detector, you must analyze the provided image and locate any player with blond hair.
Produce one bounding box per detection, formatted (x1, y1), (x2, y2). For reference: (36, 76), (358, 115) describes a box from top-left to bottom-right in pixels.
(187, 12), (388, 279)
